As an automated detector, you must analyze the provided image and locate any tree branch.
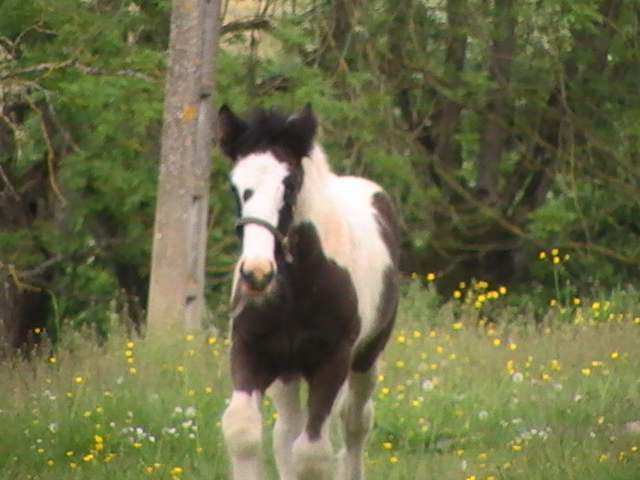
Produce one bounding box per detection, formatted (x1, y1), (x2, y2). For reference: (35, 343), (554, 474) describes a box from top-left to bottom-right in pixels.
(73, 62), (154, 81)
(220, 17), (272, 35)
(0, 59), (154, 81)
(0, 59), (75, 80)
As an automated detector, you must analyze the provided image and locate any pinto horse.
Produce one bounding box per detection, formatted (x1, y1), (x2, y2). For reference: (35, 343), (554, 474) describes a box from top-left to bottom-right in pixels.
(218, 104), (400, 480)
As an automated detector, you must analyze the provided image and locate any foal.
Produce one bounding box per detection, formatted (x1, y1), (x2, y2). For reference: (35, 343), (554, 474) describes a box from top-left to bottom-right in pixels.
(218, 104), (400, 480)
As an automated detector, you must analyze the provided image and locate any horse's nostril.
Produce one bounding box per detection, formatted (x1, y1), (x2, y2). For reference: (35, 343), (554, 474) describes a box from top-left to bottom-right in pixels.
(239, 260), (249, 279)
(263, 267), (274, 285)
(239, 260), (275, 292)
(239, 262), (255, 284)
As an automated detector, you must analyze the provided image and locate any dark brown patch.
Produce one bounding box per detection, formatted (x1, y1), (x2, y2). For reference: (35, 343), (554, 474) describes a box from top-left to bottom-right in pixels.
(229, 222), (360, 437)
(271, 146), (304, 239)
(371, 191), (401, 264)
(351, 267), (399, 372)
(305, 345), (351, 440)
(228, 277), (292, 392)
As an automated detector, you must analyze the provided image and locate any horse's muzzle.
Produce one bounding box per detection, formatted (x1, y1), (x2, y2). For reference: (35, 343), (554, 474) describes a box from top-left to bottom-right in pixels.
(239, 258), (275, 293)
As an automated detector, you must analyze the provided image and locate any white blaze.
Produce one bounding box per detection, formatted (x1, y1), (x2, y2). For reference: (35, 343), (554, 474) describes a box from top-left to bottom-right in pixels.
(231, 152), (290, 263)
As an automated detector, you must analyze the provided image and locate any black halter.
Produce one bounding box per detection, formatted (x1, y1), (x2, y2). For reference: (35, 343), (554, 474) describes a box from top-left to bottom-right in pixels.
(235, 216), (294, 264)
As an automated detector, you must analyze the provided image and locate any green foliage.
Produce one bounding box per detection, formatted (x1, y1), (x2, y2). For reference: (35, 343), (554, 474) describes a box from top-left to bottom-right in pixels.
(2, 0), (640, 338)
(0, 0), (42, 37)
(0, 0), (170, 332)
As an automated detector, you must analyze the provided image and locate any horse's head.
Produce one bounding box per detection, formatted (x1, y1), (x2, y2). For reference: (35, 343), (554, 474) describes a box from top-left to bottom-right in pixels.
(218, 104), (317, 297)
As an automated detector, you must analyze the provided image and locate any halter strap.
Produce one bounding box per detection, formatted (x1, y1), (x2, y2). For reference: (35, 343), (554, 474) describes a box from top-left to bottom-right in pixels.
(235, 216), (293, 264)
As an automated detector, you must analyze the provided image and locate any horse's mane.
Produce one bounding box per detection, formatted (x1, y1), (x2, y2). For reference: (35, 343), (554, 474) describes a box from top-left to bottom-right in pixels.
(238, 109), (291, 152)
(228, 106), (316, 161)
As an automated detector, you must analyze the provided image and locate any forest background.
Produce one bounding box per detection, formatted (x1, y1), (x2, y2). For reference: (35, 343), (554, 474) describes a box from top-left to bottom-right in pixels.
(1, 0), (640, 347)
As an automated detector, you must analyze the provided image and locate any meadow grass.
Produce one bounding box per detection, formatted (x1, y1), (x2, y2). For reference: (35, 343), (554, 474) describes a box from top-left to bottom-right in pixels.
(1, 281), (639, 480)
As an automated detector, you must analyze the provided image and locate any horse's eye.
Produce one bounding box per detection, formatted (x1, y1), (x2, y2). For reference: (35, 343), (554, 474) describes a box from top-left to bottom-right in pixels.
(243, 189), (254, 201)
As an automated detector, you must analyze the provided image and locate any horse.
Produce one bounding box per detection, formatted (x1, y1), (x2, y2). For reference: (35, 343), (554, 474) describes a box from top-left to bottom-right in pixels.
(218, 103), (400, 480)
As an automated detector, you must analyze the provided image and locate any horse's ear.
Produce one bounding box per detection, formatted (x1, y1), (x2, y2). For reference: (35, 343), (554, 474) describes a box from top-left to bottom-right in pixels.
(218, 104), (247, 160)
(283, 103), (317, 159)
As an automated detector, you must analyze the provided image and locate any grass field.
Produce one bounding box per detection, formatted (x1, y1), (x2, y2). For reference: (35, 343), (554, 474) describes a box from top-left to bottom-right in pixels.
(1, 280), (639, 480)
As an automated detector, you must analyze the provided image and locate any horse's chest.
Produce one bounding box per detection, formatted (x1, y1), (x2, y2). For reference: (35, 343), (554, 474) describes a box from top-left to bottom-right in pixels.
(233, 274), (359, 378)
(283, 279), (360, 374)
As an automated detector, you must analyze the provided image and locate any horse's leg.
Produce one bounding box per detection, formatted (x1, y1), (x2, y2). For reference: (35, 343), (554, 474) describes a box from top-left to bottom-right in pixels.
(336, 365), (378, 480)
(221, 343), (274, 480)
(269, 377), (305, 480)
(221, 390), (264, 480)
(293, 348), (350, 480)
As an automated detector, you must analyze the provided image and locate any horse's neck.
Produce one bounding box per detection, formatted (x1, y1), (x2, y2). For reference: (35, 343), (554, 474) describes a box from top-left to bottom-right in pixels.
(293, 147), (350, 259)
(294, 144), (337, 224)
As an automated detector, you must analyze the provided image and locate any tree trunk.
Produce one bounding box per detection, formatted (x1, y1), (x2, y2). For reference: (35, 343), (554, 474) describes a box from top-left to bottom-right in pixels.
(431, 0), (468, 176)
(476, 0), (517, 201)
(316, 0), (363, 69)
(146, 0), (221, 332)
